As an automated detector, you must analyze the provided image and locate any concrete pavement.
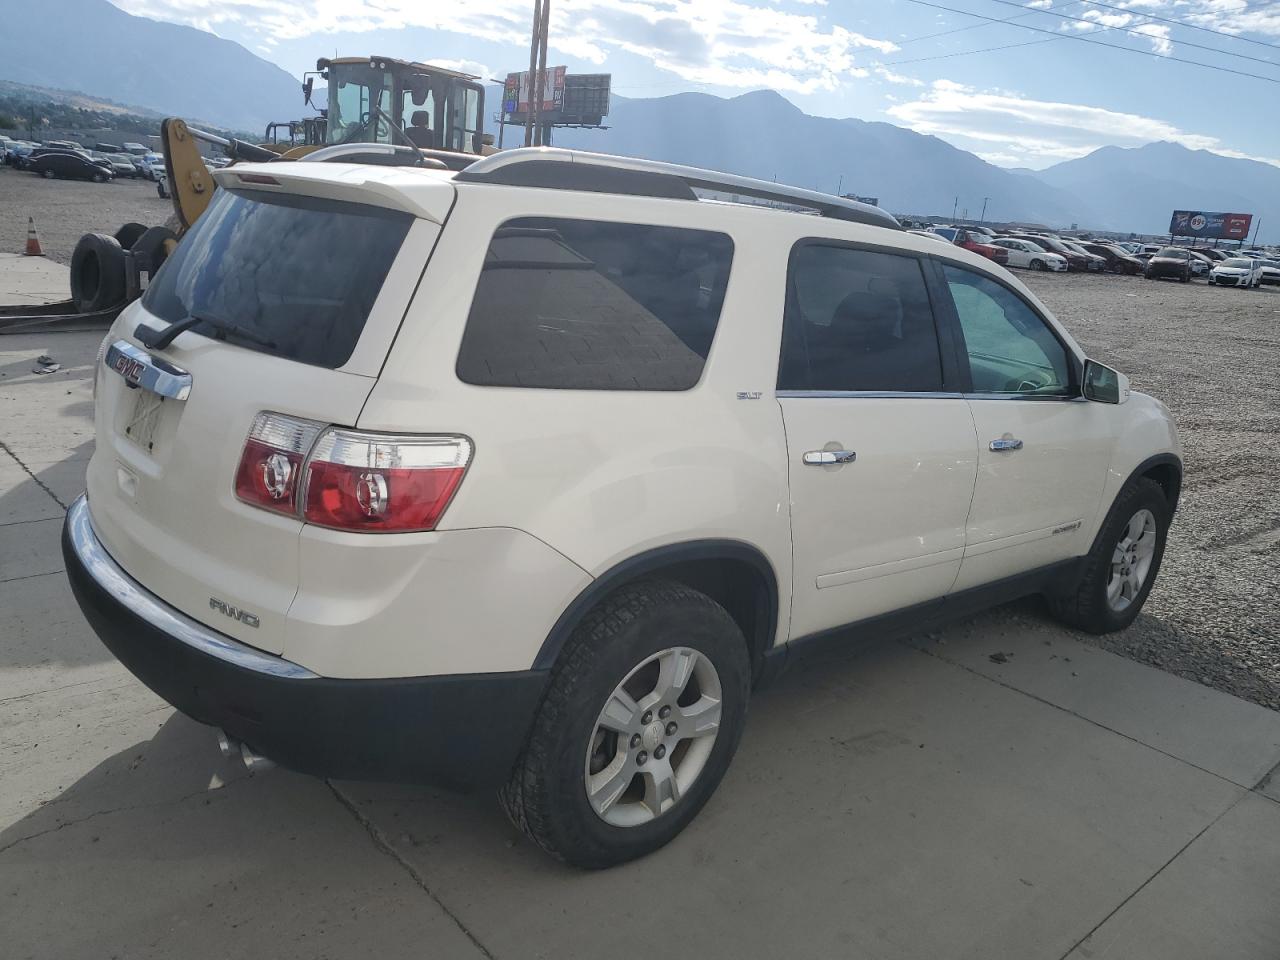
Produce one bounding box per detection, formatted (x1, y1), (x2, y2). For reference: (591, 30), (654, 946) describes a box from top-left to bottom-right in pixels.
(0, 252), (74, 306)
(2, 328), (1279, 960)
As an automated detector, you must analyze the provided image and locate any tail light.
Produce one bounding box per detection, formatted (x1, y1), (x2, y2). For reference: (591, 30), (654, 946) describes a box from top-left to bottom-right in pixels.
(234, 413), (325, 516)
(303, 429), (472, 533)
(234, 413), (472, 533)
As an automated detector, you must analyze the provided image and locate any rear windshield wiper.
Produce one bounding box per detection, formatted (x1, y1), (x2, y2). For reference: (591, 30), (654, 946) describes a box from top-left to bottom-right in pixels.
(137, 312), (277, 351)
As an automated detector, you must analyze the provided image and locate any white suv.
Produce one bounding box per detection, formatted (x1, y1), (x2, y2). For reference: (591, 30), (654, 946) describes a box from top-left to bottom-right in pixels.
(65, 148), (1181, 868)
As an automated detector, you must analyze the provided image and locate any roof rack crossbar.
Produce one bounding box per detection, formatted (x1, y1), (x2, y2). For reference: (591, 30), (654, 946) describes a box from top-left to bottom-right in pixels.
(454, 148), (901, 230)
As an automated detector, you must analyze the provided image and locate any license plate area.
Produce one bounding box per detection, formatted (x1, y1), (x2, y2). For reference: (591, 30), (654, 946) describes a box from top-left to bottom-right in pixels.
(123, 389), (167, 452)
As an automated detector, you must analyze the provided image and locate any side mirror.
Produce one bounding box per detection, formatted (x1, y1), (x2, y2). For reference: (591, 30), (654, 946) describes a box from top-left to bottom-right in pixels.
(1083, 359), (1130, 404)
(303, 77), (314, 106)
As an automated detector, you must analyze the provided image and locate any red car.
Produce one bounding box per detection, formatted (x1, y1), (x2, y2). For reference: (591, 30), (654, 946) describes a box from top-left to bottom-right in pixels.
(954, 228), (1009, 265)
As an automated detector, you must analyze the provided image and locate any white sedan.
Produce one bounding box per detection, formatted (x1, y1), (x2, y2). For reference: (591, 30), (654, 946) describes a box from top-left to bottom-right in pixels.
(990, 238), (1069, 271)
(1208, 258), (1264, 288)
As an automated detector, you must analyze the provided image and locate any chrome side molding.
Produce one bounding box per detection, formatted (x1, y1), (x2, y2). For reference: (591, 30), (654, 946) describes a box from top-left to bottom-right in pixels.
(105, 339), (192, 401)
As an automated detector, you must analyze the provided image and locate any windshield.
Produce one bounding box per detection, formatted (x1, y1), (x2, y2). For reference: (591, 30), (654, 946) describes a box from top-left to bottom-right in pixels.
(1221, 258), (1252, 267)
(326, 63), (394, 145)
(1157, 247), (1187, 258)
(141, 188), (412, 368)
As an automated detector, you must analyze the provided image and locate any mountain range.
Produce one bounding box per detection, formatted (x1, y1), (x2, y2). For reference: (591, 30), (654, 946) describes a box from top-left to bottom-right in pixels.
(0, 0), (301, 133)
(551, 90), (1278, 236)
(1, 0), (1276, 237)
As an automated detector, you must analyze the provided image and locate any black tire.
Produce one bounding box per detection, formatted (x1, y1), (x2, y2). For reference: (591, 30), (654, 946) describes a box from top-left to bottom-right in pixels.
(41, 168), (55, 179)
(70, 233), (127, 313)
(501, 579), (751, 869)
(131, 225), (178, 276)
(113, 222), (148, 250)
(1030, 259), (1045, 271)
(1048, 477), (1171, 634)
(92, 172), (107, 183)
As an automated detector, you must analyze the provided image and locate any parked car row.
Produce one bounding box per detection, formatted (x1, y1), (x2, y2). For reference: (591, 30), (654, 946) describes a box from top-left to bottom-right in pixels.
(910, 225), (1142, 275)
(909, 224), (1279, 288)
(1, 137), (171, 183)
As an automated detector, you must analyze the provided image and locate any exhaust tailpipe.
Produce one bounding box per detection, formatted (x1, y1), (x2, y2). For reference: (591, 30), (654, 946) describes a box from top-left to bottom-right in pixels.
(216, 729), (276, 773)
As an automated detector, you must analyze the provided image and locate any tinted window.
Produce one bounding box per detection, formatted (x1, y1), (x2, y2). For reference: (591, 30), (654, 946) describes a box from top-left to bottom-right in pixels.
(779, 245), (943, 393)
(456, 218), (733, 390)
(142, 188), (411, 369)
(1156, 247), (1187, 258)
(943, 264), (1072, 396)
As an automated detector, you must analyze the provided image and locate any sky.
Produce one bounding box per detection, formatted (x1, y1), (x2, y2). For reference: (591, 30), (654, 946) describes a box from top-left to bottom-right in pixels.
(106, 0), (1280, 170)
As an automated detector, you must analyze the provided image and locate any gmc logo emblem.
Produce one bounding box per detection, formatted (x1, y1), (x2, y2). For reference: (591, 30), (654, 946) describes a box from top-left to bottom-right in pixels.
(114, 355), (145, 384)
(210, 597), (261, 628)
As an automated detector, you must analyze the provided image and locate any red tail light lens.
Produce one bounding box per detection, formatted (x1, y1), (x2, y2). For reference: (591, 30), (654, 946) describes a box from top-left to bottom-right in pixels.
(233, 413), (325, 516)
(302, 430), (473, 533)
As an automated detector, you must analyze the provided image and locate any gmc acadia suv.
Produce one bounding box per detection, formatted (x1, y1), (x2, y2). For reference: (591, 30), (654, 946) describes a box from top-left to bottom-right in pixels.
(64, 148), (1181, 868)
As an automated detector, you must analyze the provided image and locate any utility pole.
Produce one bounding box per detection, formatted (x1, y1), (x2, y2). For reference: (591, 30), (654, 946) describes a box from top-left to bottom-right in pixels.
(533, 0), (551, 146)
(523, 0), (542, 147)
(1251, 216), (1262, 248)
(980, 197), (990, 223)
(836, 174), (843, 195)
(952, 196), (959, 221)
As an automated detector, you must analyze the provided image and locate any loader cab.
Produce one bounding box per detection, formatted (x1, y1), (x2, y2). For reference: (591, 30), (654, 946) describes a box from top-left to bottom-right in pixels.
(319, 56), (484, 155)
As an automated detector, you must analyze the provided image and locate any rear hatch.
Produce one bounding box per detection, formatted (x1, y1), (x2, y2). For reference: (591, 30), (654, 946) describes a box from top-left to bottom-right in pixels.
(87, 168), (451, 654)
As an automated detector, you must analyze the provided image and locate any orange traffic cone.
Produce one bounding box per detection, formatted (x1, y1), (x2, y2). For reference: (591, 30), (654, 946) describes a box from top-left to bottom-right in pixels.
(24, 217), (44, 257)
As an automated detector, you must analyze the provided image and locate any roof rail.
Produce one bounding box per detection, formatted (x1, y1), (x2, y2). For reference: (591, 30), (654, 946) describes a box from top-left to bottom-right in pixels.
(454, 148), (901, 230)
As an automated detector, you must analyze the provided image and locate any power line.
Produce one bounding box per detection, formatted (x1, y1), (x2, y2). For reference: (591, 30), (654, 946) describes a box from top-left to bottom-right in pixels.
(893, 0), (1280, 83)
(895, 0), (1083, 45)
(1076, 0), (1280, 54)
(977, 0), (1280, 68)
(889, 36), (1062, 65)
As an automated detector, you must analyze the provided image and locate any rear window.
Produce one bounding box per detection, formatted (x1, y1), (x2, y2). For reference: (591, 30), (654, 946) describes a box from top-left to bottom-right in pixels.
(456, 217), (734, 391)
(142, 188), (412, 368)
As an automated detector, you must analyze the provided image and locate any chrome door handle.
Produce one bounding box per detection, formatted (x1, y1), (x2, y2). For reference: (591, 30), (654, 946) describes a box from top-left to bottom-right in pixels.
(989, 437), (1023, 452)
(803, 449), (857, 465)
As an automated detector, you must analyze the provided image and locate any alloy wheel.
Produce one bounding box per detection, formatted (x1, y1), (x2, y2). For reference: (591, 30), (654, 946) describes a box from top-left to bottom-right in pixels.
(1107, 508), (1157, 613)
(585, 646), (722, 827)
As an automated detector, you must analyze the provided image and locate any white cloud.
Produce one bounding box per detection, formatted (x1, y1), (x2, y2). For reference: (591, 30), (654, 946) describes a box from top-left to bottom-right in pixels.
(1130, 23), (1172, 55)
(873, 64), (924, 86)
(886, 79), (1275, 168)
(109, 0), (897, 95)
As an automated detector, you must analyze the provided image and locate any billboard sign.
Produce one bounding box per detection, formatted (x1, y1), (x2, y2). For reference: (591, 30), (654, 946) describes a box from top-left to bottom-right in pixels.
(503, 66), (567, 117)
(1169, 210), (1253, 241)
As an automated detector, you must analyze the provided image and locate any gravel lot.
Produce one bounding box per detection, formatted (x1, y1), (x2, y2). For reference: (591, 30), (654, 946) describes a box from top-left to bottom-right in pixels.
(1022, 271), (1280, 711)
(1, 164), (1275, 710)
(0, 164), (166, 264)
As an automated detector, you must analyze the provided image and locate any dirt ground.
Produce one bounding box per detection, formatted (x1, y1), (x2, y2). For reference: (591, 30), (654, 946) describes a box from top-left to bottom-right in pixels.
(1021, 271), (1280, 710)
(0, 165), (167, 264)
(1, 162), (1276, 709)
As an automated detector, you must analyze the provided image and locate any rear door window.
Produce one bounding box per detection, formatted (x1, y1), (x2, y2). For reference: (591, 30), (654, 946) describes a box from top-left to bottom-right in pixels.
(142, 188), (412, 369)
(456, 217), (734, 390)
(778, 244), (944, 393)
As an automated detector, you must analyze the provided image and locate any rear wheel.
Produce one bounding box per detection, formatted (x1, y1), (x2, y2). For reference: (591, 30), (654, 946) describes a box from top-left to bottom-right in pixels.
(1049, 477), (1170, 634)
(41, 168), (55, 179)
(501, 579), (750, 869)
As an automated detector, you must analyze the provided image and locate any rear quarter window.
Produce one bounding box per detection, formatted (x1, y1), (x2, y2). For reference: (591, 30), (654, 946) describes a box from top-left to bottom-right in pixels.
(455, 217), (734, 390)
(142, 188), (413, 369)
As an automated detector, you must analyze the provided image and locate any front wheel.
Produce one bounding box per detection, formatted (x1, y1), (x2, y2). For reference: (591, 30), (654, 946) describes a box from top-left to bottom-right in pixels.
(1030, 259), (1045, 271)
(1049, 477), (1170, 634)
(501, 580), (750, 868)
(92, 173), (106, 183)
(41, 168), (55, 179)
